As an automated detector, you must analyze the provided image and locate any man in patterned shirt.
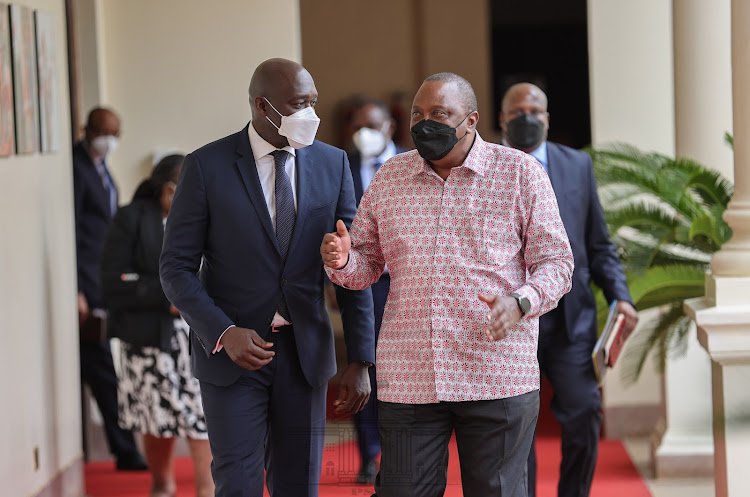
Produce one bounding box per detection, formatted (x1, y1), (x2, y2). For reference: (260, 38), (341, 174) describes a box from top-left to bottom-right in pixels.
(321, 72), (574, 497)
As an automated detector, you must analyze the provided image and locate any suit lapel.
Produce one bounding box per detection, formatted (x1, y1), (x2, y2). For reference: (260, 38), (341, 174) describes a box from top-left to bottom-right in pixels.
(288, 146), (313, 253)
(349, 152), (364, 203)
(234, 126), (280, 254)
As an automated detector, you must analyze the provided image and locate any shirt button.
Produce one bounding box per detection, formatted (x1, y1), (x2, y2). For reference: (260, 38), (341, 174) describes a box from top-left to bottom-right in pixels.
(281, 279), (287, 286)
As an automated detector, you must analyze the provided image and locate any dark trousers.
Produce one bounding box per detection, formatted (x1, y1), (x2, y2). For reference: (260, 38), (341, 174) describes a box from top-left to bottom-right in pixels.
(200, 326), (327, 497)
(354, 275), (389, 465)
(375, 391), (539, 497)
(79, 339), (139, 458)
(528, 324), (602, 497)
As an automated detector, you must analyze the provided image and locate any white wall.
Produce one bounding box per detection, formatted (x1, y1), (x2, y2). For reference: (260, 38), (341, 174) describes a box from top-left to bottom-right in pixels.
(95, 0), (302, 200)
(0, 0), (82, 496)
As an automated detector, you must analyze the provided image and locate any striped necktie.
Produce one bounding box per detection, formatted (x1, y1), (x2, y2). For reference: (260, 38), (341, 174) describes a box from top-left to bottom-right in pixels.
(272, 150), (295, 320)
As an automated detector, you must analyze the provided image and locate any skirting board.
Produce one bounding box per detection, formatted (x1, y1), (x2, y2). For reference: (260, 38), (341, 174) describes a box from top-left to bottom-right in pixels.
(603, 403), (661, 439)
(32, 457), (84, 497)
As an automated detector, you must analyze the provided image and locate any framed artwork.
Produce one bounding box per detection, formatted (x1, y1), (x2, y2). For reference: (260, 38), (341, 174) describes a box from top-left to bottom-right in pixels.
(9, 3), (38, 154)
(35, 10), (58, 152)
(0, 3), (13, 157)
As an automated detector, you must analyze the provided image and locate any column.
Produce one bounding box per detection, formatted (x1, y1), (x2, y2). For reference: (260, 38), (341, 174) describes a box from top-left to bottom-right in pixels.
(686, 1), (750, 496)
(654, 0), (733, 478)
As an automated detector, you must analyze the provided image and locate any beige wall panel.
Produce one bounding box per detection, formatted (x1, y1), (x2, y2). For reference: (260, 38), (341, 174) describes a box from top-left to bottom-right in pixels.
(97, 0), (302, 198)
(0, 1), (81, 496)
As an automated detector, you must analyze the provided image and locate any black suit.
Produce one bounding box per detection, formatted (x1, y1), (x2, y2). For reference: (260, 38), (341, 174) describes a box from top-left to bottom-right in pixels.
(72, 141), (139, 460)
(528, 142), (632, 497)
(347, 146), (407, 468)
(160, 124), (374, 496)
(100, 198), (174, 349)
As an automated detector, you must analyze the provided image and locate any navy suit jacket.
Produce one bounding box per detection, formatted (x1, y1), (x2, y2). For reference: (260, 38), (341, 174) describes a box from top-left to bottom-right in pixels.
(160, 124), (375, 388)
(73, 142), (119, 309)
(545, 141), (632, 343)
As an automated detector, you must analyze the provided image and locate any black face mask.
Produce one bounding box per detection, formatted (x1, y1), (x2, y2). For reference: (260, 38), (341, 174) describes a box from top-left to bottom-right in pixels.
(410, 114), (470, 161)
(506, 113), (545, 149)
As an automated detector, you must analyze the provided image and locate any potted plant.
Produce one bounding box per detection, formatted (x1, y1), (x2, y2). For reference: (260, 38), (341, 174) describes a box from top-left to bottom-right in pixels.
(586, 143), (733, 383)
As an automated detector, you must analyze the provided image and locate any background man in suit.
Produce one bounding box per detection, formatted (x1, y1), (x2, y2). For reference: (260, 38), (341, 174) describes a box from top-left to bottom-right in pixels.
(346, 98), (408, 483)
(500, 83), (639, 497)
(159, 58), (375, 497)
(73, 107), (147, 470)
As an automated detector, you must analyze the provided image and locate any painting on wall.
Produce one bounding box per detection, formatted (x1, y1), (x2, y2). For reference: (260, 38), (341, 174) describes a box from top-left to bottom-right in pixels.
(10, 3), (38, 154)
(0, 4), (14, 157)
(35, 10), (58, 152)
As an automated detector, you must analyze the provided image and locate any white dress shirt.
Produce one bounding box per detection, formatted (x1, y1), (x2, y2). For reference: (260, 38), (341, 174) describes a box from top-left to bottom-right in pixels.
(248, 122), (298, 224)
(213, 123), (297, 353)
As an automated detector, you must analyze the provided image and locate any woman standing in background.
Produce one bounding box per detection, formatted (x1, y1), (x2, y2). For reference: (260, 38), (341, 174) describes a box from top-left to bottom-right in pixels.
(100, 154), (213, 497)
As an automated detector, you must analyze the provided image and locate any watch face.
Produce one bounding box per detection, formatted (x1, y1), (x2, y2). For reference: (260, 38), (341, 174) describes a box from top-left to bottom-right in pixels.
(519, 297), (530, 313)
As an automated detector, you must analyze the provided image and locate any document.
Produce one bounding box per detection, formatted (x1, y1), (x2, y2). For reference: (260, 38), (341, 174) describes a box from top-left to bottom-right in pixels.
(592, 301), (625, 386)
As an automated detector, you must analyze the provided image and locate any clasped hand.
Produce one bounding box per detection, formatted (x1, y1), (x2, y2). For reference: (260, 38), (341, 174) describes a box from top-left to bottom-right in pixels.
(478, 294), (522, 341)
(221, 326), (275, 371)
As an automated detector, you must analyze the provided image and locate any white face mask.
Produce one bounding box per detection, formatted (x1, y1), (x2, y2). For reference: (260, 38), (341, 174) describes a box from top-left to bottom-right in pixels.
(263, 97), (320, 149)
(352, 126), (388, 157)
(90, 135), (119, 158)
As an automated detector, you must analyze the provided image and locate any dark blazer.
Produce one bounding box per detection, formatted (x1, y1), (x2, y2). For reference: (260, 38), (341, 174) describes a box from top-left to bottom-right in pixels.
(73, 142), (119, 308)
(347, 146), (409, 203)
(160, 124), (375, 388)
(100, 198), (174, 349)
(545, 141), (632, 343)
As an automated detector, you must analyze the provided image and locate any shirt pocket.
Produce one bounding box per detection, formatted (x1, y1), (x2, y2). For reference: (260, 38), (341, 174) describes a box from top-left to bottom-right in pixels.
(468, 206), (522, 270)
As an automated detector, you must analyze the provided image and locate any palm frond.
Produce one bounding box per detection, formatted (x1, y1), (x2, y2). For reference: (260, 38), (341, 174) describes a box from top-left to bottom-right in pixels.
(618, 304), (692, 385)
(588, 142), (733, 383)
(684, 167), (734, 207)
(627, 265), (707, 311)
(605, 204), (683, 235)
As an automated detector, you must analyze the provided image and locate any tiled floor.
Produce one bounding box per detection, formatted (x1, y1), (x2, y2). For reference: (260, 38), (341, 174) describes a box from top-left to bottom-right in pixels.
(624, 438), (715, 497)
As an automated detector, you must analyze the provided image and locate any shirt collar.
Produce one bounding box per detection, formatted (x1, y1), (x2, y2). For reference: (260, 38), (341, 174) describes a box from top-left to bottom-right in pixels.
(247, 121), (296, 161)
(363, 141), (397, 166)
(409, 132), (491, 177)
(528, 141), (548, 169)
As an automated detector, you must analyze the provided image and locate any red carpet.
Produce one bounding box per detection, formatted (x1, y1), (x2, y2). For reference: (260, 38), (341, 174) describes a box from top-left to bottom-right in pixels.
(85, 435), (650, 497)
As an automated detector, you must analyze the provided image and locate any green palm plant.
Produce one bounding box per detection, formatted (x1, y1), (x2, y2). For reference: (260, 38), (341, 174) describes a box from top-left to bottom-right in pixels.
(585, 143), (734, 384)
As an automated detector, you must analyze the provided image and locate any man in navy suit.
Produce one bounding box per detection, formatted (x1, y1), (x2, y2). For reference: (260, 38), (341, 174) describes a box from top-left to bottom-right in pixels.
(73, 107), (147, 471)
(499, 83), (638, 497)
(345, 98), (408, 483)
(160, 58), (375, 497)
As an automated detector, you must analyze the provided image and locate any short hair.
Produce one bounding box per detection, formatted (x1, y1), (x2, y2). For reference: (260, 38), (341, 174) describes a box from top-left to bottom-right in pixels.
(424, 72), (477, 114)
(351, 97), (391, 119)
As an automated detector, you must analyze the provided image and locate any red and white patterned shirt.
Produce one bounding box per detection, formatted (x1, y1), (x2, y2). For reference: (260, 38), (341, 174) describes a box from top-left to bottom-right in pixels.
(327, 134), (573, 403)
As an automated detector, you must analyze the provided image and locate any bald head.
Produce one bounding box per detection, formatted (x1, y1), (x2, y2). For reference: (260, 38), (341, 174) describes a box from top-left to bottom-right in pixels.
(85, 107), (120, 142)
(248, 58), (318, 148)
(501, 83), (547, 114)
(499, 83), (549, 152)
(249, 58), (310, 101)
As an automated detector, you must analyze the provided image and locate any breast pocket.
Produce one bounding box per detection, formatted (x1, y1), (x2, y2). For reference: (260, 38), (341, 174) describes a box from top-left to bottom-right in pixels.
(466, 206), (521, 269)
(308, 200), (335, 218)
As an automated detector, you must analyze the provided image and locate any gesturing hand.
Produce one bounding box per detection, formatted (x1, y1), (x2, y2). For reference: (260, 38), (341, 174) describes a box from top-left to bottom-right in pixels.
(221, 326), (275, 371)
(321, 220), (351, 269)
(478, 294), (522, 341)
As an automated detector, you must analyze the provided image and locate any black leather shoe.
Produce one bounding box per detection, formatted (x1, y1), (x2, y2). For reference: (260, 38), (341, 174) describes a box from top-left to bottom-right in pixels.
(357, 459), (378, 484)
(115, 451), (148, 471)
